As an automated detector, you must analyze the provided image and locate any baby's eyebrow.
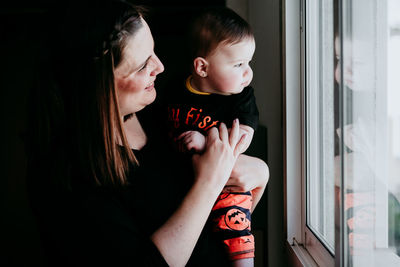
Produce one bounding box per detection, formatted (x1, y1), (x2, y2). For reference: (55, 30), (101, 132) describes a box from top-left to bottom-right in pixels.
(230, 58), (252, 63)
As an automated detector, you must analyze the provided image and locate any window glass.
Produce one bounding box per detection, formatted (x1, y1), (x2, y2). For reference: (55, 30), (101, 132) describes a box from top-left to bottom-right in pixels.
(305, 0), (335, 254)
(305, 1), (400, 265)
(339, 0), (400, 265)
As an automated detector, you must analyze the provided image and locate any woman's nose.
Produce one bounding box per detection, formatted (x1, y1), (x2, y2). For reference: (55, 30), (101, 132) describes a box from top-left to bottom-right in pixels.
(150, 54), (164, 76)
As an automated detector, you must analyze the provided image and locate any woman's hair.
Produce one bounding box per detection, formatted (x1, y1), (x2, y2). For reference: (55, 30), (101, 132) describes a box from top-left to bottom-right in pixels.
(27, 0), (147, 188)
(187, 7), (254, 60)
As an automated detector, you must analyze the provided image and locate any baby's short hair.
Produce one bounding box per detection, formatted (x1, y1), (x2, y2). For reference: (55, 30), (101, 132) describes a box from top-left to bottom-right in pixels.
(188, 7), (254, 60)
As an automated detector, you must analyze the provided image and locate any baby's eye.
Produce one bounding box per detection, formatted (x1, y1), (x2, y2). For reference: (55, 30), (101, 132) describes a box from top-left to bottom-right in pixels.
(234, 63), (243, 67)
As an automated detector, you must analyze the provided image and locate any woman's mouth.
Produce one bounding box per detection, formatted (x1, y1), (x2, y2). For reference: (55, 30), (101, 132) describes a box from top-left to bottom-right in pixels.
(145, 82), (154, 90)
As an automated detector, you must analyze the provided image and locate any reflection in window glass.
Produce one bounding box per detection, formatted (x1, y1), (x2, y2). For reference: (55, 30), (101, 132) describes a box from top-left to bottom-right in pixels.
(387, 0), (400, 258)
(339, 0), (400, 265)
(305, 0), (400, 265)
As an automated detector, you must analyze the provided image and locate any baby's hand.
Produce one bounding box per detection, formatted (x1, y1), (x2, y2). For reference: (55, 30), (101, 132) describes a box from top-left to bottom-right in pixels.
(176, 131), (206, 153)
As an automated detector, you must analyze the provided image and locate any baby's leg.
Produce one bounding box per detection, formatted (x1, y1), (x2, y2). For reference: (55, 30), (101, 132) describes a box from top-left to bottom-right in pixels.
(211, 192), (255, 264)
(232, 257), (254, 267)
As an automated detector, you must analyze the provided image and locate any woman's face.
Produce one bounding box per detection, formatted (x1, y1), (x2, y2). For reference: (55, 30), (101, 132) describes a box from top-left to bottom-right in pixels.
(114, 18), (164, 117)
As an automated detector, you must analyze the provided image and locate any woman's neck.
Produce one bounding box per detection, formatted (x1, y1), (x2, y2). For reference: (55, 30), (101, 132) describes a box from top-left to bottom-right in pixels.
(122, 113), (147, 150)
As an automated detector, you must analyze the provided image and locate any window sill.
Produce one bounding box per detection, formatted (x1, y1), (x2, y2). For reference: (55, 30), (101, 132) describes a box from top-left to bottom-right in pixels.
(286, 239), (319, 267)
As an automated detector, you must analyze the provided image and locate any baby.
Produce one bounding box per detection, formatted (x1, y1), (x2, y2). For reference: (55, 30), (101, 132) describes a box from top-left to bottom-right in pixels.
(165, 7), (259, 266)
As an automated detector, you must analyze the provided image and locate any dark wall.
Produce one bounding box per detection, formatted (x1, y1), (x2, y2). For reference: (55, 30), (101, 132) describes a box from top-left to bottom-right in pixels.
(1, 5), (49, 266)
(1, 1), (269, 266)
(1, 1), (225, 266)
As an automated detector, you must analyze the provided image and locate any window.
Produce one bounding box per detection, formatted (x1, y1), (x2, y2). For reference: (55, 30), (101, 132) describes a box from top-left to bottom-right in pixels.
(285, 0), (400, 266)
(305, 0), (335, 254)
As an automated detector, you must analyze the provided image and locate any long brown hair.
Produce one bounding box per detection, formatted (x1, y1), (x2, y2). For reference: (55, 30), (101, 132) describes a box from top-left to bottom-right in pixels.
(27, 0), (147, 188)
(89, 2), (147, 186)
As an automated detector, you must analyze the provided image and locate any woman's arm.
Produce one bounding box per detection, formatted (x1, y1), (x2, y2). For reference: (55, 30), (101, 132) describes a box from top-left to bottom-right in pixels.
(151, 120), (246, 266)
(224, 154), (269, 212)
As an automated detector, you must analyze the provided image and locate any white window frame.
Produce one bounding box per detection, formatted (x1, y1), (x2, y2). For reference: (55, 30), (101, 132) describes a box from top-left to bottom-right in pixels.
(285, 0), (400, 266)
(284, 0), (335, 266)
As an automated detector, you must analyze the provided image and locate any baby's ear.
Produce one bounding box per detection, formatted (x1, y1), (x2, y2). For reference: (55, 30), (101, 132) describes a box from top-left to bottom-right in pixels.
(193, 57), (208, 77)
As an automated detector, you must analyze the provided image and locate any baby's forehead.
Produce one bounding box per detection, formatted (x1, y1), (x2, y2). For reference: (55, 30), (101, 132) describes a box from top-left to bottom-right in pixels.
(219, 36), (255, 50)
(210, 38), (255, 58)
(223, 35), (255, 45)
(220, 37), (255, 50)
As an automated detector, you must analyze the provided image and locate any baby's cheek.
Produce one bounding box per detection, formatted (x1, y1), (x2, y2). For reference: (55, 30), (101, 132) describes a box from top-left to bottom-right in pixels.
(335, 66), (341, 84)
(221, 77), (239, 89)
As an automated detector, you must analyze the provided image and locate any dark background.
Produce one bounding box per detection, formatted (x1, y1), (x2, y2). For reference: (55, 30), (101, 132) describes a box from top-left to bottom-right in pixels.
(1, 0), (268, 266)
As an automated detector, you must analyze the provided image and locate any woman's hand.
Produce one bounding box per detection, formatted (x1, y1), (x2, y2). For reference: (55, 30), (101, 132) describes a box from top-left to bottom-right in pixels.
(151, 119), (248, 266)
(223, 154), (269, 211)
(191, 119), (247, 190)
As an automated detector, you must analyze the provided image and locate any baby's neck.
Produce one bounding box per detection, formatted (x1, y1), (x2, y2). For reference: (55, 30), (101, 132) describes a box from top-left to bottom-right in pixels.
(190, 75), (223, 95)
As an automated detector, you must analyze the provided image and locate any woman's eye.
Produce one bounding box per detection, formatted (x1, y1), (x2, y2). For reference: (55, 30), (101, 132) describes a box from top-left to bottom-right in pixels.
(234, 63), (243, 67)
(139, 62), (148, 72)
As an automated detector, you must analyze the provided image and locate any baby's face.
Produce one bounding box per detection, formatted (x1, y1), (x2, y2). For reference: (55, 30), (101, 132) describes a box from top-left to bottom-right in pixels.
(205, 37), (255, 95)
(334, 36), (373, 92)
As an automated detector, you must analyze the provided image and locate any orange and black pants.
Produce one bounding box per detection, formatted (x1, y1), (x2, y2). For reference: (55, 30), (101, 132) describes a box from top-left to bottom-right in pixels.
(210, 191), (255, 260)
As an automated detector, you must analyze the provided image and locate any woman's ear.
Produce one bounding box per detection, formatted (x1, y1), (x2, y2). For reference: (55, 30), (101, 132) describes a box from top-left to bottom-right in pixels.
(193, 57), (208, 77)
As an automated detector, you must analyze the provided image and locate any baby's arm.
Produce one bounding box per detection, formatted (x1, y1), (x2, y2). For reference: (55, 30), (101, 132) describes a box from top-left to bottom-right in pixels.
(176, 130), (206, 153)
(176, 123), (253, 154)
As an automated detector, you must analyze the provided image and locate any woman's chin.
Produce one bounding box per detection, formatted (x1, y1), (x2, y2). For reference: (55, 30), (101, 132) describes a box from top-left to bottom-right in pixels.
(145, 89), (157, 106)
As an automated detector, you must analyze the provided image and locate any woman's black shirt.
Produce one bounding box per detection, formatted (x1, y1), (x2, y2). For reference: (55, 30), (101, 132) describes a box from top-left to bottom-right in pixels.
(27, 102), (230, 266)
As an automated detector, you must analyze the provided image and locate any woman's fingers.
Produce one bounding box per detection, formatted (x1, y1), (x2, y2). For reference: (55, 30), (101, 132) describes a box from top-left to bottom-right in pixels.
(234, 133), (247, 157)
(228, 119), (248, 158)
(207, 120), (245, 155)
(219, 122), (228, 143)
(207, 126), (219, 142)
(204, 120), (246, 156)
(229, 119), (239, 147)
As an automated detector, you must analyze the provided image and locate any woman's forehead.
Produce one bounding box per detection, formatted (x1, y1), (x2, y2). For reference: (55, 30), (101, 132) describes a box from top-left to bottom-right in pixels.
(115, 20), (153, 76)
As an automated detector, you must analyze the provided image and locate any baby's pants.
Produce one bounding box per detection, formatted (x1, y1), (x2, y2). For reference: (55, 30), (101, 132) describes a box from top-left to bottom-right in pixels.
(210, 191), (255, 260)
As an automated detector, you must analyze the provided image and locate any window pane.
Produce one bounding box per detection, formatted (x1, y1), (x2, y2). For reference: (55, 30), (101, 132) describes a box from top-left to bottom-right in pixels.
(305, 0), (335, 253)
(339, 0), (400, 265)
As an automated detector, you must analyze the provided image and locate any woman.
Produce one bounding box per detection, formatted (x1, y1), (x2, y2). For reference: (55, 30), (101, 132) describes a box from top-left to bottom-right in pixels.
(26, 1), (268, 266)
